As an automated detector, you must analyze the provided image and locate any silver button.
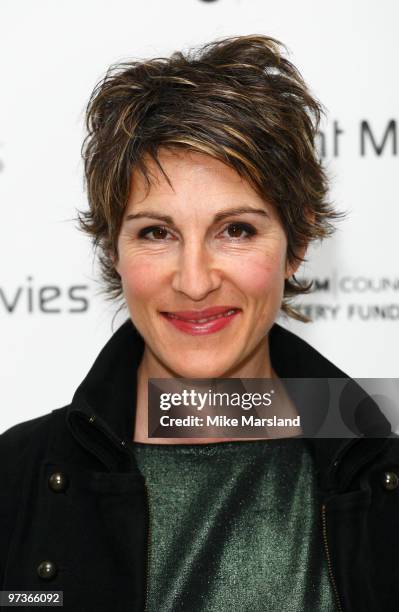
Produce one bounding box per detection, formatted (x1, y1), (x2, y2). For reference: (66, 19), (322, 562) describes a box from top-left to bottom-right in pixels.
(48, 472), (69, 493)
(382, 471), (399, 491)
(37, 560), (57, 580)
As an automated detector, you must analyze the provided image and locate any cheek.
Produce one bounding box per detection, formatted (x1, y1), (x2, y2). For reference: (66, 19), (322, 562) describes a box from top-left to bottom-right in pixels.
(118, 258), (162, 301)
(229, 250), (286, 296)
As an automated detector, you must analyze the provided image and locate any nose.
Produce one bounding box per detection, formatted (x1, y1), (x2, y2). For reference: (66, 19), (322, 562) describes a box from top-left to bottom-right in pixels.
(171, 241), (222, 300)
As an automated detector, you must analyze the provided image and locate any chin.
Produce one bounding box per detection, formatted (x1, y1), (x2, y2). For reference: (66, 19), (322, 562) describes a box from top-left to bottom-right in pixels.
(167, 357), (233, 379)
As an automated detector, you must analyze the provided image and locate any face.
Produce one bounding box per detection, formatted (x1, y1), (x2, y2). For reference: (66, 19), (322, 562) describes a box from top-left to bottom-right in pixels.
(116, 149), (301, 379)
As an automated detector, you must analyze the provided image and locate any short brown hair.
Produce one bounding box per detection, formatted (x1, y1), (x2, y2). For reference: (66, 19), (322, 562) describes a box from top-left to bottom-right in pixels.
(79, 34), (340, 321)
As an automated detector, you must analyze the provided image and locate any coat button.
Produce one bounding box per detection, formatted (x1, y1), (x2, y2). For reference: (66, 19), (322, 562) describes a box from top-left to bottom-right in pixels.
(382, 471), (399, 491)
(48, 472), (69, 493)
(37, 560), (57, 580)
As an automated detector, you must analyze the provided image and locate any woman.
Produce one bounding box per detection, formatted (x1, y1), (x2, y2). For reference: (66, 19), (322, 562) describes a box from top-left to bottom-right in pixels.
(0, 35), (396, 612)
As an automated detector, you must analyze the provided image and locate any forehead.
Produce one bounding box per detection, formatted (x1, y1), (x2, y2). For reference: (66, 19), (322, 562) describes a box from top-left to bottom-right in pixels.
(127, 149), (260, 208)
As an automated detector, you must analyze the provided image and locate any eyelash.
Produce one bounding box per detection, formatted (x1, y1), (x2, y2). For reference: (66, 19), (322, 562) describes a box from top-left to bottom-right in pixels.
(137, 222), (258, 241)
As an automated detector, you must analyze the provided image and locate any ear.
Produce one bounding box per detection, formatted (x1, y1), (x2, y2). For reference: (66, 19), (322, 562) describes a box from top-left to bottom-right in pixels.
(284, 243), (308, 279)
(285, 209), (314, 278)
(109, 249), (120, 275)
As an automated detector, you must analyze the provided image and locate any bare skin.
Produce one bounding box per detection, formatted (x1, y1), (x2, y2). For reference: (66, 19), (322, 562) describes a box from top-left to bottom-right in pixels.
(133, 361), (302, 444)
(115, 149), (305, 444)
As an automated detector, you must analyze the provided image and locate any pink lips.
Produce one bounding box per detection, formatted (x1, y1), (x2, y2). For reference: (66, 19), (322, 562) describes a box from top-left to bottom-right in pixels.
(160, 306), (241, 336)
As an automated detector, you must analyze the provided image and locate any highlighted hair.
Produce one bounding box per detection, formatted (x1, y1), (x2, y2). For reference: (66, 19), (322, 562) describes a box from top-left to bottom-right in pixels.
(79, 35), (341, 321)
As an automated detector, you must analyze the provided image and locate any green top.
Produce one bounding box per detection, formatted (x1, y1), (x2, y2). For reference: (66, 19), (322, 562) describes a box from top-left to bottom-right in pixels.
(132, 438), (336, 612)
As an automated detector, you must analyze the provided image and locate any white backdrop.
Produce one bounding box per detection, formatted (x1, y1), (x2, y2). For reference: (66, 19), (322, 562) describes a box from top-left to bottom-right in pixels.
(1, 0), (398, 433)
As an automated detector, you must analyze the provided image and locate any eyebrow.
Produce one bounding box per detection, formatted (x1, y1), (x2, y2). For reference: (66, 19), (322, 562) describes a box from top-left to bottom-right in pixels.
(125, 206), (270, 225)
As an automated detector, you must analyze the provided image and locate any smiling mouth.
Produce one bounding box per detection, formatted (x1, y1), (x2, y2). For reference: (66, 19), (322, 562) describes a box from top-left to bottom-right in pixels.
(163, 308), (240, 324)
(159, 308), (242, 335)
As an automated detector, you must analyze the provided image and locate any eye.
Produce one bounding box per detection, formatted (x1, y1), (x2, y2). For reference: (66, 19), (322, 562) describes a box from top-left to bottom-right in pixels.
(221, 222), (257, 239)
(137, 222), (257, 241)
(138, 225), (174, 240)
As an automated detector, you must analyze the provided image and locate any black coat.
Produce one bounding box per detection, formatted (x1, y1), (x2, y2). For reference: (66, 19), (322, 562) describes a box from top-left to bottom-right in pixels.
(0, 320), (398, 611)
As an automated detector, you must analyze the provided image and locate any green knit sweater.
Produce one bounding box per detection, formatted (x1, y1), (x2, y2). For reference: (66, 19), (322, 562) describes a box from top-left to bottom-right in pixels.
(132, 438), (336, 612)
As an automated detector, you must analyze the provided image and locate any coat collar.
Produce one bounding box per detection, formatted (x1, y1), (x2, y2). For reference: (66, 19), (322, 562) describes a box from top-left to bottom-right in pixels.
(67, 319), (391, 491)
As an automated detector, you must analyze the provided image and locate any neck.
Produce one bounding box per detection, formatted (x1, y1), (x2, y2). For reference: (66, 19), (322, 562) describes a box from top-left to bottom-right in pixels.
(133, 335), (299, 444)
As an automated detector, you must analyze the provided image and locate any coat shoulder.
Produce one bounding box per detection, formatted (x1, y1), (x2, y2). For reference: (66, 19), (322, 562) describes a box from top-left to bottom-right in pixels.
(382, 433), (399, 459)
(0, 407), (70, 493)
(0, 407), (68, 461)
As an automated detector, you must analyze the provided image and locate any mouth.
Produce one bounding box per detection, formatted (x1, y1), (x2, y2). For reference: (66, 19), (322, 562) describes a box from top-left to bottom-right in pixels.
(160, 307), (242, 335)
